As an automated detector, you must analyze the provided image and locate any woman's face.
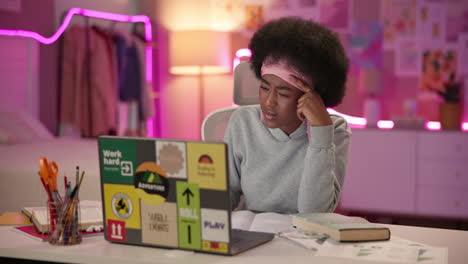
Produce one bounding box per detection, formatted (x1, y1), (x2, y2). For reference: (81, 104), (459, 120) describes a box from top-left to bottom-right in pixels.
(259, 74), (304, 135)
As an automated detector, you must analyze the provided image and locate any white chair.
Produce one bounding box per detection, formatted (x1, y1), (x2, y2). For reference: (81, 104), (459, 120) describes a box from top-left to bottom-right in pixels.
(201, 62), (260, 141)
(202, 62), (259, 210)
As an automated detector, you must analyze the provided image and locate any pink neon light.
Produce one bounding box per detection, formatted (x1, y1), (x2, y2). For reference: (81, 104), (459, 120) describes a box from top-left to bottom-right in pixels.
(236, 48), (252, 58)
(233, 48), (253, 72)
(377, 120), (394, 129)
(424, 121), (468, 132)
(426, 121), (441, 131)
(0, 7), (154, 137)
(327, 108), (367, 126)
(463, 122), (468, 131)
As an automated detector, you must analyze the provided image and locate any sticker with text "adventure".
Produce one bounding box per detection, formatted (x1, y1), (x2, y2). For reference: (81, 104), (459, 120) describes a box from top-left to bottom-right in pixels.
(134, 162), (168, 206)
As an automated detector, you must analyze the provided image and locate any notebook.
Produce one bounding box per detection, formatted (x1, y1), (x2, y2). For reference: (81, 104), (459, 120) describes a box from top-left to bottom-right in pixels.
(98, 136), (274, 255)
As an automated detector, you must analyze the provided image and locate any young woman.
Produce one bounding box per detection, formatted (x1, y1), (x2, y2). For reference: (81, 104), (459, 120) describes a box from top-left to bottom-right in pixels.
(224, 17), (351, 214)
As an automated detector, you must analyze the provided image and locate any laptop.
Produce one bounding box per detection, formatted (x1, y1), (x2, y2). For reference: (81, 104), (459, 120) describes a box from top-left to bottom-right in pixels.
(98, 136), (274, 255)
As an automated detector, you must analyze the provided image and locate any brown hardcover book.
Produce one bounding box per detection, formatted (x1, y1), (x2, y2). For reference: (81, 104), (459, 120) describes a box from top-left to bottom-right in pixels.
(291, 213), (390, 242)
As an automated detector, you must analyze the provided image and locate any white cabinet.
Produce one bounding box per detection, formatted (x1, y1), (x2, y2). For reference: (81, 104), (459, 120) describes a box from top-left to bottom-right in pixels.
(340, 130), (417, 214)
(340, 129), (468, 219)
(416, 132), (468, 218)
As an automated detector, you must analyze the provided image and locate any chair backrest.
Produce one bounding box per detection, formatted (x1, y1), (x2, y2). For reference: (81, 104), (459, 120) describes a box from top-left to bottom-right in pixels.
(233, 61), (260, 105)
(202, 62), (260, 141)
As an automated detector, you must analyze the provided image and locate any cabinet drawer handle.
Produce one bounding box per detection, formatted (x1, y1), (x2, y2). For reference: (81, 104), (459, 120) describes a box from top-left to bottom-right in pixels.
(455, 144), (462, 152)
(454, 201), (460, 208)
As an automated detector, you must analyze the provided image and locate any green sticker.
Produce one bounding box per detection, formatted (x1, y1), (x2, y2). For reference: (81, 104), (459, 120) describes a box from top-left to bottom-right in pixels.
(176, 181), (201, 250)
(100, 138), (136, 184)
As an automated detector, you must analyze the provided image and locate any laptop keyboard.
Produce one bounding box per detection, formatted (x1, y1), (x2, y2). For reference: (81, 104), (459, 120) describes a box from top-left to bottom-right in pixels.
(230, 229), (275, 255)
(231, 229), (262, 244)
(231, 230), (243, 244)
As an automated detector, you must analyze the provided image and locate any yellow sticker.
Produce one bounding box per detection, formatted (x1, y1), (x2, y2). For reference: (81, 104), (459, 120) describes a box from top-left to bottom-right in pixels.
(202, 240), (229, 254)
(104, 184), (141, 229)
(186, 142), (227, 191)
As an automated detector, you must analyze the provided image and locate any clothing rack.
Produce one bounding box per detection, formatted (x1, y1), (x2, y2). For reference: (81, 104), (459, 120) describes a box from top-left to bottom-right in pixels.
(57, 8), (154, 137)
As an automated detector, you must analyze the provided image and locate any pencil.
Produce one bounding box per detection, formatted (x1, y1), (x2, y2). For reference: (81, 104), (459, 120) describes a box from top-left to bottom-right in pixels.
(75, 166), (79, 189)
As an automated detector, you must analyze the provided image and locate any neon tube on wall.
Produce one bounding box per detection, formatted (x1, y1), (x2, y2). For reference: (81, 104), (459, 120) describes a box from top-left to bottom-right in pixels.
(233, 49), (468, 131)
(0, 7), (154, 136)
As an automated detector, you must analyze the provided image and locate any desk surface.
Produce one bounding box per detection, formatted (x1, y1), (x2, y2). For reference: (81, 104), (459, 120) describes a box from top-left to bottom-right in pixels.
(1, 224), (467, 264)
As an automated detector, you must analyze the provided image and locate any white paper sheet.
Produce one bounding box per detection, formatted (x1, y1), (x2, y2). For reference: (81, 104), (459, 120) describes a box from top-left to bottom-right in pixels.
(278, 228), (448, 264)
(317, 236), (448, 263)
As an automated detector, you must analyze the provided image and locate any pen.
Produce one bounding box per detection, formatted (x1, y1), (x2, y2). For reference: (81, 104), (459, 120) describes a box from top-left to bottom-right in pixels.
(67, 181), (72, 197)
(75, 166), (79, 189)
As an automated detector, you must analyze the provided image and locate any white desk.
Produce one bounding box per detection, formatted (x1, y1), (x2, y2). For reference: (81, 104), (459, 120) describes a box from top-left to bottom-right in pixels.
(1, 224), (467, 264)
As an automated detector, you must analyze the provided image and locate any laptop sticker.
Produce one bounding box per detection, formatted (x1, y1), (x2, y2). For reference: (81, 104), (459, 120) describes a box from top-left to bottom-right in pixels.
(186, 142), (227, 191)
(107, 219), (126, 241)
(100, 139), (136, 185)
(201, 208), (229, 243)
(111, 193), (133, 219)
(141, 201), (178, 247)
(201, 208), (229, 253)
(134, 161), (168, 206)
(156, 141), (187, 179)
(176, 181), (201, 250)
(202, 241), (229, 254)
(103, 184), (141, 229)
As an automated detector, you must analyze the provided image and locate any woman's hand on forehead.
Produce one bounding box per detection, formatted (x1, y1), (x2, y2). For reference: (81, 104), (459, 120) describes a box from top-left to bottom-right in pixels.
(290, 75), (332, 126)
(289, 74), (313, 93)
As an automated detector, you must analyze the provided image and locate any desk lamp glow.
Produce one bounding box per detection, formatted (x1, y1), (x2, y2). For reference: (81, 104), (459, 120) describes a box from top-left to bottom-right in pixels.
(0, 7), (154, 136)
(169, 30), (231, 139)
(233, 48), (467, 131)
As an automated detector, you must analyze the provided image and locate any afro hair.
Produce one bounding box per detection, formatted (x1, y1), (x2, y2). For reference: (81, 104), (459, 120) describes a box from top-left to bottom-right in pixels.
(248, 16), (349, 107)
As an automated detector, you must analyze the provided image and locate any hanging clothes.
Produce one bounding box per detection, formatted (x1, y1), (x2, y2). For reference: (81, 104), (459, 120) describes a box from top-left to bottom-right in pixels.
(60, 25), (117, 137)
(114, 31), (155, 137)
(116, 34), (141, 102)
(134, 35), (155, 122)
(60, 26), (86, 136)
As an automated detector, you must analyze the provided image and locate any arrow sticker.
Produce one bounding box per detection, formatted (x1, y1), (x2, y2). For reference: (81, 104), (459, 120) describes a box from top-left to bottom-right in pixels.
(182, 188), (194, 205)
(177, 181), (200, 250)
(120, 161), (133, 176)
(108, 219), (126, 241)
(100, 138), (136, 184)
(188, 225), (192, 244)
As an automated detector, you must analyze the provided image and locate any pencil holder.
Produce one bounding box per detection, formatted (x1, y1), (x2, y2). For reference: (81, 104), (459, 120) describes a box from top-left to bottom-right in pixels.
(47, 198), (82, 245)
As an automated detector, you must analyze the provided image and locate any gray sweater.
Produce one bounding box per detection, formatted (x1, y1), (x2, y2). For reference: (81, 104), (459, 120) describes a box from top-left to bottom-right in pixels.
(224, 105), (352, 214)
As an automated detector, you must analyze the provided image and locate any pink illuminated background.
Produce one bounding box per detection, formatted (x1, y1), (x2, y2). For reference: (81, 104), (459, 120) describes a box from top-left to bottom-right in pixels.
(0, 7), (154, 136)
(1, 7), (466, 134)
(232, 48), (468, 132)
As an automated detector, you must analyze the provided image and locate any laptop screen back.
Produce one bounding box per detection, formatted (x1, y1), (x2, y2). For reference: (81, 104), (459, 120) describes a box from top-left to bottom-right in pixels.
(98, 136), (233, 255)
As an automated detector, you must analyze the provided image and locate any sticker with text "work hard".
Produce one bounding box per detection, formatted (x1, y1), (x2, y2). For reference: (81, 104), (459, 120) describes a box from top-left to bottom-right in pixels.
(100, 139), (136, 184)
(176, 181), (201, 250)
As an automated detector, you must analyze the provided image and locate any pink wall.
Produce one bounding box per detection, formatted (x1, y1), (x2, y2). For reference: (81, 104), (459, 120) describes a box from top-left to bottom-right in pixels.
(326, 0), (466, 122)
(150, 0), (468, 140)
(0, 0), (57, 134)
(2, 0), (465, 138)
